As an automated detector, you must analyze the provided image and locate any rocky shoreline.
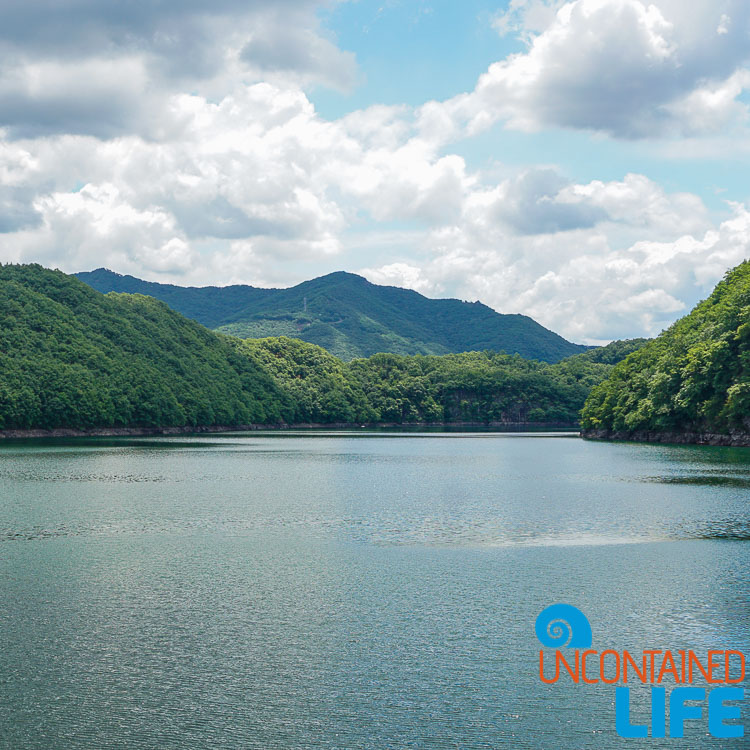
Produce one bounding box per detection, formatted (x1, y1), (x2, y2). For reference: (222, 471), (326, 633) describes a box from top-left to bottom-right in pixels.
(0, 421), (579, 440)
(581, 428), (750, 447)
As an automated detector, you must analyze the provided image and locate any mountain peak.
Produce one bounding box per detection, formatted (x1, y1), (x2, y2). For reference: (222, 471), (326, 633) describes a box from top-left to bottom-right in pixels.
(77, 268), (587, 362)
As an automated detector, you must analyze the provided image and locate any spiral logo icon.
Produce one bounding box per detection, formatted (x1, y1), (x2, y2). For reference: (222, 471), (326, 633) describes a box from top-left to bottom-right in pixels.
(535, 603), (593, 649)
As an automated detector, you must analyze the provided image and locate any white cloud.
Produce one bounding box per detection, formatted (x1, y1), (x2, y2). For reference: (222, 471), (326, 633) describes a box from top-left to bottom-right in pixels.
(561, 173), (710, 237)
(363, 187), (750, 344)
(240, 11), (357, 91)
(493, 0), (567, 40)
(3, 78), (743, 343)
(432, 0), (750, 141)
(359, 262), (441, 296)
(21, 182), (197, 275)
(0, 0), (748, 348)
(0, 83), (354, 276)
(0, 1), (355, 139)
(0, 57), (173, 140)
(481, 168), (608, 235)
(664, 69), (750, 136)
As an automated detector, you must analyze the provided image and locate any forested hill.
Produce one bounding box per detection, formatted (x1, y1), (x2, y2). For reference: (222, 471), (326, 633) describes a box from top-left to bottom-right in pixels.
(0, 264), (643, 433)
(76, 268), (588, 362)
(241, 336), (645, 426)
(581, 261), (750, 443)
(0, 264), (291, 430)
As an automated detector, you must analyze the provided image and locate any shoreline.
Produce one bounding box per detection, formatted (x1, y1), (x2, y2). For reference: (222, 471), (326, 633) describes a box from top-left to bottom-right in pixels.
(0, 421), (580, 440)
(581, 428), (750, 447)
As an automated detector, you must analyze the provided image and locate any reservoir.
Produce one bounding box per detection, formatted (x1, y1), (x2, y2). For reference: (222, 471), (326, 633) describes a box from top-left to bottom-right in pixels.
(1, 431), (748, 748)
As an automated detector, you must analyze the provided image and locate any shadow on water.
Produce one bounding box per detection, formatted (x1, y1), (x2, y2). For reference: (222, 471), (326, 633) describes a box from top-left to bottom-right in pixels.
(0, 429), (581, 453)
(682, 517), (750, 541)
(0, 438), (226, 450)
(644, 474), (750, 488)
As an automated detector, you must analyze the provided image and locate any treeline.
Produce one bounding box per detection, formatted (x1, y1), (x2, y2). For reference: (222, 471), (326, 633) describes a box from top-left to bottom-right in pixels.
(581, 261), (750, 436)
(0, 264), (645, 432)
(239, 337), (644, 425)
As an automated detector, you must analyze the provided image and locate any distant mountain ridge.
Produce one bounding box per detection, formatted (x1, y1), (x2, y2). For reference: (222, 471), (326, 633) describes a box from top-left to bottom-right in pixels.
(76, 268), (588, 362)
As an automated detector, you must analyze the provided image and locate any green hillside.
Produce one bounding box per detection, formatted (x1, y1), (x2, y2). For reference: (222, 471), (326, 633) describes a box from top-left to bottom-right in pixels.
(240, 336), (641, 426)
(581, 261), (750, 439)
(0, 264), (644, 433)
(564, 337), (650, 365)
(0, 264), (290, 430)
(240, 337), (374, 424)
(77, 268), (588, 362)
(75, 267), (275, 328)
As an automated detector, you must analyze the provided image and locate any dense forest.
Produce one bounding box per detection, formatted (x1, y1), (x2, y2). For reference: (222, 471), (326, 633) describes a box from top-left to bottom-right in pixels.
(78, 268), (588, 362)
(581, 260), (750, 439)
(0, 264), (645, 433)
(0, 264), (292, 430)
(242, 337), (645, 425)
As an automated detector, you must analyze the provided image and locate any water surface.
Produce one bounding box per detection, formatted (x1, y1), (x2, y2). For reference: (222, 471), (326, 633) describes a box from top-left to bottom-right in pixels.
(1, 432), (748, 748)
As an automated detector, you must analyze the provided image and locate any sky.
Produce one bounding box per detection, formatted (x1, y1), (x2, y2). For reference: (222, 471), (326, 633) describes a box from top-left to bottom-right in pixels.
(1, 1), (750, 344)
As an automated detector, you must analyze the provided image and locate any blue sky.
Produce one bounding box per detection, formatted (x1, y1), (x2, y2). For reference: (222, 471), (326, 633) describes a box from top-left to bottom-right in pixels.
(315, 1), (525, 116)
(0, 0), (749, 343)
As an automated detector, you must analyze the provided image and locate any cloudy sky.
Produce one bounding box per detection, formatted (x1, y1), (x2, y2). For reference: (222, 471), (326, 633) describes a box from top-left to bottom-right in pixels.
(1, 0), (749, 343)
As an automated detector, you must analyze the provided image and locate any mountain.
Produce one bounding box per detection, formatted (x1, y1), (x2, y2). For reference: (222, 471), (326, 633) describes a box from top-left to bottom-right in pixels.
(0, 264), (639, 433)
(74, 267), (275, 328)
(0, 264), (291, 430)
(76, 268), (588, 362)
(581, 261), (750, 444)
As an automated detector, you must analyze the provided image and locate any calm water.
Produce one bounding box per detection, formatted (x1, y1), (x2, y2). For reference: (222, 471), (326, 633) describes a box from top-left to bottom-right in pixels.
(0, 431), (748, 749)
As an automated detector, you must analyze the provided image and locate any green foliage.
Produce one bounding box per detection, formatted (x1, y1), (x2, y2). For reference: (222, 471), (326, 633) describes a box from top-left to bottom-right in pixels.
(581, 261), (750, 434)
(1, 265), (645, 432)
(238, 337), (375, 423)
(566, 338), (650, 365)
(0, 264), (291, 430)
(240, 338), (627, 425)
(78, 268), (588, 363)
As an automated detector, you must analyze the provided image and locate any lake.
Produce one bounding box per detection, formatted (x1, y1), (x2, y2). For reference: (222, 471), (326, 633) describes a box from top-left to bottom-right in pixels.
(1, 431), (748, 748)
